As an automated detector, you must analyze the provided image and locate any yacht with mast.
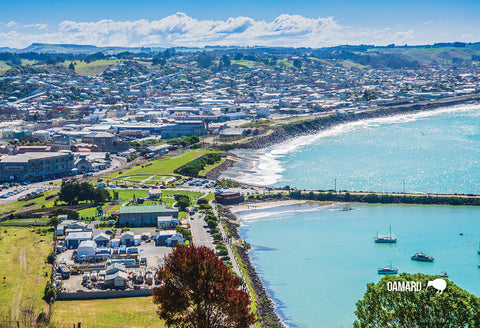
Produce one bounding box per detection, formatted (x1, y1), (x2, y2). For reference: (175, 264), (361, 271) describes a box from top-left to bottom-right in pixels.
(374, 225), (397, 243)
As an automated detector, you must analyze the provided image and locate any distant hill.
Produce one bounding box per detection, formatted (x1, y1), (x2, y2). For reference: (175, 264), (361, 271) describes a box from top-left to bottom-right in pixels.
(6, 43), (164, 55)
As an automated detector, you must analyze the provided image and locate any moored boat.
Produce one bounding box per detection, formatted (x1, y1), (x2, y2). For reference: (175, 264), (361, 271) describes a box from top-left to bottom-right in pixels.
(439, 271), (448, 277)
(411, 252), (434, 262)
(375, 225), (397, 243)
(378, 266), (398, 274)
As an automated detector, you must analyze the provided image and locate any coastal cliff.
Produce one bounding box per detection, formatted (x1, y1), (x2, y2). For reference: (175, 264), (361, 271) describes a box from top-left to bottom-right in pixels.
(241, 94), (480, 149)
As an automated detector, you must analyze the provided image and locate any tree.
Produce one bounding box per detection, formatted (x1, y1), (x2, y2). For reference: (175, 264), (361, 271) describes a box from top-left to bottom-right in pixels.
(221, 55), (231, 67)
(196, 52), (213, 68)
(293, 58), (302, 68)
(354, 273), (480, 328)
(68, 62), (75, 71)
(153, 245), (255, 328)
(176, 198), (191, 211)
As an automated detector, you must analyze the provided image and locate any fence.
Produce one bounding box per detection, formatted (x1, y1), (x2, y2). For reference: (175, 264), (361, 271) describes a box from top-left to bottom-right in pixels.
(56, 289), (152, 301)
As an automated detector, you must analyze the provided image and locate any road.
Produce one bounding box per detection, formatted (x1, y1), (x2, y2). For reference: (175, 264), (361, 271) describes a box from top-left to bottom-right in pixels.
(189, 212), (215, 250)
(211, 202), (244, 279)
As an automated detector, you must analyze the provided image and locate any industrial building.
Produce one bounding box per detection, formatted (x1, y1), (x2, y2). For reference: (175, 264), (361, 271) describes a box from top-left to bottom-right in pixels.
(160, 121), (206, 139)
(0, 152), (75, 182)
(93, 233), (110, 247)
(119, 205), (178, 227)
(65, 231), (93, 249)
(76, 240), (97, 261)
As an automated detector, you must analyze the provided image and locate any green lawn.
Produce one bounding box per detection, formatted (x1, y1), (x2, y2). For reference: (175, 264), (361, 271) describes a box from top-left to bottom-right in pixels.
(230, 60), (259, 67)
(110, 149), (216, 177)
(62, 59), (122, 76)
(52, 297), (165, 328)
(199, 158), (226, 177)
(0, 227), (53, 320)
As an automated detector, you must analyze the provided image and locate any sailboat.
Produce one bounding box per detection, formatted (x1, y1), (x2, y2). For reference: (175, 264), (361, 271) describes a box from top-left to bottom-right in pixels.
(378, 262), (398, 274)
(374, 225), (397, 243)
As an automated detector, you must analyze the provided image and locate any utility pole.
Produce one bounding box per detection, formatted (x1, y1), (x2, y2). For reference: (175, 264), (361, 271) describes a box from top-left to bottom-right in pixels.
(403, 179), (406, 194)
(334, 178), (337, 193)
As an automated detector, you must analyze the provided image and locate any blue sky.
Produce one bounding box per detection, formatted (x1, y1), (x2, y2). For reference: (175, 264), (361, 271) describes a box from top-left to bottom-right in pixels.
(0, 0), (478, 48)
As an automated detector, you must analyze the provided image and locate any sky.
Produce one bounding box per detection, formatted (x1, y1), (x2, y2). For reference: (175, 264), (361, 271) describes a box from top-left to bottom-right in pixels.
(0, 0), (478, 48)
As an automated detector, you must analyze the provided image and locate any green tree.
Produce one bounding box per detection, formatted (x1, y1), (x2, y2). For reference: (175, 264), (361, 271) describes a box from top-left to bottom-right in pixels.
(354, 273), (480, 328)
(293, 58), (302, 68)
(176, 198), (191, 211)
(68, 62), (75, 71)
(196, 52), (213, 68)
(153, 245), (254, 328)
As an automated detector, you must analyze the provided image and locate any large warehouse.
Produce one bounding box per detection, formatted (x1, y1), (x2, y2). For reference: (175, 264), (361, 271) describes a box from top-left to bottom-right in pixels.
(0, 152), (75, 182)
(119, 205), (178, 227)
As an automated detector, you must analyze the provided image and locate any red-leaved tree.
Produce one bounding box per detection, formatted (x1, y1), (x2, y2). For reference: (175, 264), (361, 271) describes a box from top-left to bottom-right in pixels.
(153, 245), (255, 328)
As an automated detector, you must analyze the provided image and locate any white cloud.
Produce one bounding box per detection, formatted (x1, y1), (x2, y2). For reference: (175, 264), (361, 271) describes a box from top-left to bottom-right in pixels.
(24, 23), (48, 30)
(0, 12), (428, 48)
(6, 20), (18, 28)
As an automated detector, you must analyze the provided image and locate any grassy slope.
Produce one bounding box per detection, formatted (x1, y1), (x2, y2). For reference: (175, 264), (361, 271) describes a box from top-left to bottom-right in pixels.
(52, 297), (165, 328)
(0, 189), (58, 216)
(0, 227), (53, 318)
(107, 149), (215, 178)
(62, 60), (121, 76)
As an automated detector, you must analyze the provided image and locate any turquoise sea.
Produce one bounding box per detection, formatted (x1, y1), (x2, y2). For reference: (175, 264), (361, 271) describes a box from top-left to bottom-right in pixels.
(236, 203), (480, 328)
(224, 105), (480, 327)
(223, 105), (480, 193)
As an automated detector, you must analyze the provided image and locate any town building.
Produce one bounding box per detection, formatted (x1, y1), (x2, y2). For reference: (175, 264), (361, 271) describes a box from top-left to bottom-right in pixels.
(0, 152), (75, 182)
(119, 205), (178, 227)
(160, 121), (206, 138)
(215, 192), (244, 205)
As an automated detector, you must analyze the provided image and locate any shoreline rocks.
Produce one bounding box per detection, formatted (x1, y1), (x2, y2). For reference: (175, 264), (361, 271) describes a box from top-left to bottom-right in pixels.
(218, 206), (285, 328)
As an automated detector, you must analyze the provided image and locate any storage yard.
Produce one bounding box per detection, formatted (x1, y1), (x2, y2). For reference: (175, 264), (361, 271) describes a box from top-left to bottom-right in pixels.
(54, 222), (185, 297)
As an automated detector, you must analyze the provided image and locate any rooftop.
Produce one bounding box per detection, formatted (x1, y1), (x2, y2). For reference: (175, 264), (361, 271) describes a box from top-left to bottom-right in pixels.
(0, 152), (72, 163)
(119, 205), (177, 214)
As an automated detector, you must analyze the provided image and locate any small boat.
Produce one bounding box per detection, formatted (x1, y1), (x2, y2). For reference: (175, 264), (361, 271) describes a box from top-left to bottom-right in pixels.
(375, 225), (397, 243)
(439, 271), (448, 278)
(411, 252), (434, 262)
(378, 266), (398, 274)
(342, 205), (352, 211)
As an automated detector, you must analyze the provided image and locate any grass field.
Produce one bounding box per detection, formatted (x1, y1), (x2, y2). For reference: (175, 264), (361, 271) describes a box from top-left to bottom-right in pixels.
(0, 227), (53, 320)
(62, 60), (121, 76)
(107, 149), (216, 178)
(52, 297), (165, 328)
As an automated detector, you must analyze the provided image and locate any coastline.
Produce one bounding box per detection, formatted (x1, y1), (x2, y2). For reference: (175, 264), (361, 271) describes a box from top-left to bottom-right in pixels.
(218, 204), (286, 328)
(218, 199), (330, 328)
(240, 94), (480, 150)
(211, 94), (480, 327)
(219, 95), (480, 187)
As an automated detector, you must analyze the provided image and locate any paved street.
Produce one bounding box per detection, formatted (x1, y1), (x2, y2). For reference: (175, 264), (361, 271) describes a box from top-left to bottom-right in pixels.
(189, 212), (215, 249)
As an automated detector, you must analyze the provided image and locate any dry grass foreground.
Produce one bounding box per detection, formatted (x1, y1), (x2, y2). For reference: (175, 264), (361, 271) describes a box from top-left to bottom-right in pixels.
(51, 297), (165, 328)
(0, 227), (53, 322)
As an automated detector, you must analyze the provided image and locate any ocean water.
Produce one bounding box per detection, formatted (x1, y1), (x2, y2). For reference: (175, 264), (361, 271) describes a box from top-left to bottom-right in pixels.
(222, 105), (480, 193)
(236, 203), (480, 328)
(222, 105), (480, 327)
